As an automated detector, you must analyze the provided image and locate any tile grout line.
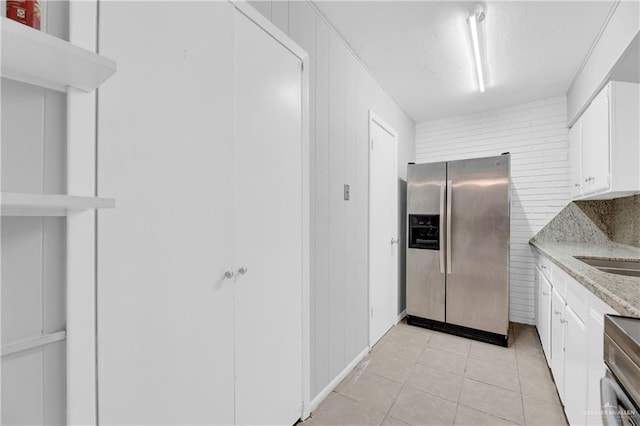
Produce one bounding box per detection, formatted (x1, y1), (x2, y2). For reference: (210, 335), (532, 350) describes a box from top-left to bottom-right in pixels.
(515, 323), (528, 426)
(382, 331), (431, 426)
(322, 323), (555, 426)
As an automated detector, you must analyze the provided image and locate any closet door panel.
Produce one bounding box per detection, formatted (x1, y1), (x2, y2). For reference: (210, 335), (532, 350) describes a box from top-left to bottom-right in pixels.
(97, 2), (235, 424)
(233, 10), (303, 425)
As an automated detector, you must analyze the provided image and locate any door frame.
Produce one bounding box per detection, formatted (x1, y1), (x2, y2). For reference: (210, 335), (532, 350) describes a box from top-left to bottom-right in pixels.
(368, 110), (399, 348)
(230, 0), (311, 420)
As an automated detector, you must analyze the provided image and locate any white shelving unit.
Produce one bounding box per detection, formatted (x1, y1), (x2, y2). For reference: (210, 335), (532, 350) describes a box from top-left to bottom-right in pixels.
(1, 6), (116, 424)
(1, 16), (116, 92)
(1, 192), (115, 216)
(1, 15), (117, 214)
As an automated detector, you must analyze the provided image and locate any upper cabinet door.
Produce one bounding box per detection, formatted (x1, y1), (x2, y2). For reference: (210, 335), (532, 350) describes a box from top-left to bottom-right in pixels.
(233, 9), (303, 426)
(568, 120), (583, 198)
(581, 87), (610, 195)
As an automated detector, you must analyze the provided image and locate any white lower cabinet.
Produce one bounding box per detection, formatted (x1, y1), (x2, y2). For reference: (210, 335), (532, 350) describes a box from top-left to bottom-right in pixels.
(551, 288), (566, 401)
(564, 306), (588, 426)
(537, 270), (552, 365)
(535, 252), (619, 426)
(586, 301), (617, 425)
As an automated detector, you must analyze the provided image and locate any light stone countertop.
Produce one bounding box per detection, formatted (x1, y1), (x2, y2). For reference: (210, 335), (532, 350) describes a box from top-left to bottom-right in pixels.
(530, 240), (640, 317)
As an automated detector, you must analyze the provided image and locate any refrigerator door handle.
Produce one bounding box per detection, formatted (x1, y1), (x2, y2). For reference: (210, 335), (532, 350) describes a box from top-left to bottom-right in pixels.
(439, 181), (445, 273)
(446, 180), (452, 274)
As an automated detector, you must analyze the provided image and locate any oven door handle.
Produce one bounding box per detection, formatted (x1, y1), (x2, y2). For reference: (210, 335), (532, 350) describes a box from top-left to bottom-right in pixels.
(601, 376), (623, 426)
(600, 374), (637, 426)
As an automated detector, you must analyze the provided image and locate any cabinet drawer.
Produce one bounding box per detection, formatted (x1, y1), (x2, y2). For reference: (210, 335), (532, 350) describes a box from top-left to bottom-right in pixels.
(564, 273), (589, 323)
(537, 255), (554, 283)
(550, 264), (567, 300)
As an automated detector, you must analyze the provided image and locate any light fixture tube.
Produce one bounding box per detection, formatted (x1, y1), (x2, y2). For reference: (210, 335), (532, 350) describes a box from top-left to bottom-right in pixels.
(469, 14), (485, 93)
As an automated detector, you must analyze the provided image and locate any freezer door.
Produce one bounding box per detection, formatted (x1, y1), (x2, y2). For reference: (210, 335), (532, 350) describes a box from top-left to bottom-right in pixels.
(406, 162), (446, 322)
(445, 156), (510, 336)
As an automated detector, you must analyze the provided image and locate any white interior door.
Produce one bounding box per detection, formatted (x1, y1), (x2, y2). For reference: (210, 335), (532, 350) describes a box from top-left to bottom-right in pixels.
(233, 10), (303, 425)
(369, 112), (399, 346)
(97, 2), (236, 424)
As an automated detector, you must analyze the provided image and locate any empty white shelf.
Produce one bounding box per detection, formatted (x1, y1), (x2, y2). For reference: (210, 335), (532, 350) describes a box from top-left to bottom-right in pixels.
(1, 192), (115, 216)
(2, 331), (67, 357)
(1, 17), (116, 92)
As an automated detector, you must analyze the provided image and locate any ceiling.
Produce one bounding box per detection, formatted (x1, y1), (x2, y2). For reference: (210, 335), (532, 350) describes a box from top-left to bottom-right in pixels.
(313, 1), (617, 123)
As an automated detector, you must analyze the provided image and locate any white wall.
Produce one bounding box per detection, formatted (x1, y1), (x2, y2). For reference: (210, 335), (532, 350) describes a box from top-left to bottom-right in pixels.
(248, 0), (416, 400)
(415, 96), (570, 324)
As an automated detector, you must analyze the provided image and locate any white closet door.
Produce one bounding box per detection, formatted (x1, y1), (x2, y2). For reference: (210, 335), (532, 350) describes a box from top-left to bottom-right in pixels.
(233, 10), (303, 425)
(97, 2), (235, 424)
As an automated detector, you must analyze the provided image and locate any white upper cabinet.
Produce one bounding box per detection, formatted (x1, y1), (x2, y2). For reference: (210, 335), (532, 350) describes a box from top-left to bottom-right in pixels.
(569, 120), (583, 198)
(582, 87), (610, 195)
(569, 81), (640, 200)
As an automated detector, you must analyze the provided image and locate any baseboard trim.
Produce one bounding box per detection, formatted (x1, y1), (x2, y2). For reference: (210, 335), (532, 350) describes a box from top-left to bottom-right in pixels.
(395, 309), (407, 324)
(407, 315), (509, 347)
(304, 346), (370, 419)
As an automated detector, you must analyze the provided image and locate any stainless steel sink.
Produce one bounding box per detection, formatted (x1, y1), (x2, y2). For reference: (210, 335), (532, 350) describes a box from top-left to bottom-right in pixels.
(575, 257), (640, 277)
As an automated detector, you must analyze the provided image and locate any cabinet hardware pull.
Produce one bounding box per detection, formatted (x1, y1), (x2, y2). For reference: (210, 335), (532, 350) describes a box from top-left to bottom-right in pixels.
(224, 270), (234, 279)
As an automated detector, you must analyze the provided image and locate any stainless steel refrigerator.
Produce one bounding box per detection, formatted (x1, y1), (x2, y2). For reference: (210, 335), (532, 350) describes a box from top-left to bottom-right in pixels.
(406, 154), (510, 346)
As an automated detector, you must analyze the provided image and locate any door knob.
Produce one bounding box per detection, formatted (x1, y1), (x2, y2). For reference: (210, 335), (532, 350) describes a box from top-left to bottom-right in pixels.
(391, 237), (399, 245)
(224, 270), (234, 279)
(238, 266), (248, 275)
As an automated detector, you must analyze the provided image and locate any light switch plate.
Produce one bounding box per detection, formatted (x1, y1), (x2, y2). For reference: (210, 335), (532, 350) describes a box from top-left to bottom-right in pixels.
(344, 184), (350, 201)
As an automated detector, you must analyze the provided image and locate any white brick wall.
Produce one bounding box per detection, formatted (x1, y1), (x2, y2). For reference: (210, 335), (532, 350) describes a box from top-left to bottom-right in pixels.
(415, 96), (571, 324)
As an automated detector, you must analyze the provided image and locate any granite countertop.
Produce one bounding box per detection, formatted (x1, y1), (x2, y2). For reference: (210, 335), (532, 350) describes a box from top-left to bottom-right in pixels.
(530, 240), (640, 317)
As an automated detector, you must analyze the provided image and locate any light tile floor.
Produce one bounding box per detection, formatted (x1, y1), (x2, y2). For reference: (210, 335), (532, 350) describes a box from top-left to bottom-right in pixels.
(304, 321), (568, 426)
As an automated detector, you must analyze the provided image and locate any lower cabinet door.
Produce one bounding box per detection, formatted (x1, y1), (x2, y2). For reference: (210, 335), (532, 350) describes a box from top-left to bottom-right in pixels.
(564, 306), (588, 426)
(551, 289), (566, 401)
(586, 305), (613, 425)
(537, 270), (552, 366)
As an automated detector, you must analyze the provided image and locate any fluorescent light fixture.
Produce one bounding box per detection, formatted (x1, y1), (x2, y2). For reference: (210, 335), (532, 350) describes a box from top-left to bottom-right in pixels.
(468, 4), (486, 93)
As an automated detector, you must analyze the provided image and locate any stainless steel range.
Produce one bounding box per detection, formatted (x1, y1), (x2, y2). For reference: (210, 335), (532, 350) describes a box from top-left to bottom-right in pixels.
(602, 315), (640, 425)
